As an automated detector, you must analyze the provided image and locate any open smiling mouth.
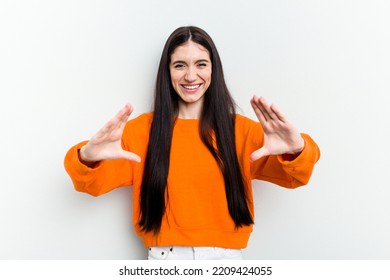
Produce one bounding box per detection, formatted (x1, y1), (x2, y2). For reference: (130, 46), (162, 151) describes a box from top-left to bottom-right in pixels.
(182, 84), (201, 90)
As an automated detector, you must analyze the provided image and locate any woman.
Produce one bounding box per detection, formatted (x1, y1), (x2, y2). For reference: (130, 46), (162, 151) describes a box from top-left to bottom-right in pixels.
(64, 26), (320, 260)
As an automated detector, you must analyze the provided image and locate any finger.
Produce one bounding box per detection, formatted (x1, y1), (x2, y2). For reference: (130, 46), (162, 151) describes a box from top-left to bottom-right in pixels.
(93, 103), (133, 140)
(114, 103), (133, 130)
(251, 96), (267, 123)
(120, 103), (133, 121)
(94, 118), (116, 140)
(270, 104), (288, 123)
(250, 147), (269, 162)
(257, 96), (278, 121)
(252, 95), (275, 122)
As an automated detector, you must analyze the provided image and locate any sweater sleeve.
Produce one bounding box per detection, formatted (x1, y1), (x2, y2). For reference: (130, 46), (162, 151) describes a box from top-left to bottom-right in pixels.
(236, 115), (320, 188)
(64, 140), (134, 196)
(64, 113), (151, 196)
(250, 133), (320, 188)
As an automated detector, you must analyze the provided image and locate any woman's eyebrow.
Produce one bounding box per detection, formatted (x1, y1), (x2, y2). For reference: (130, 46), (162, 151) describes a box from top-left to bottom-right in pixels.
(171, 59), (210, 65)
(196, 59), (210, 64)
(171, 60), (187, 65)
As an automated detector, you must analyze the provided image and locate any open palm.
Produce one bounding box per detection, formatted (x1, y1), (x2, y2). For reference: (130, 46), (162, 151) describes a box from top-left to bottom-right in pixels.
(79, 103), (141, 164)
(250, 96), (304, 161)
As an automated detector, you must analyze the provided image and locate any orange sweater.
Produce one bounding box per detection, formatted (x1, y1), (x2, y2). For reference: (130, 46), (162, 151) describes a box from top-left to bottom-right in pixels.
(64, 113), (320, 249)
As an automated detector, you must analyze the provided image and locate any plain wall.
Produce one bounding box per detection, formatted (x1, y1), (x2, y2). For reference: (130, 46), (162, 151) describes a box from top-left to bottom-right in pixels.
(1, 0), (389, 259)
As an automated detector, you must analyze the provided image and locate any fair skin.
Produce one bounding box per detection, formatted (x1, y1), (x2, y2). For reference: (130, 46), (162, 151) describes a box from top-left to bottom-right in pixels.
(169, 41), (212, 119)
(79, 42), (304, 165)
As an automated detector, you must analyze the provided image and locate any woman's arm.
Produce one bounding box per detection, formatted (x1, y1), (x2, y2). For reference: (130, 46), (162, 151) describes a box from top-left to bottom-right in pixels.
(64, 103), (141, 196)
(248, 96), (320, 188)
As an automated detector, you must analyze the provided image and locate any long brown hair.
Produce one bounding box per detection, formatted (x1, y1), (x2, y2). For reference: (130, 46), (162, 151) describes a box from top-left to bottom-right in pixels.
(139, 26), (253, 234)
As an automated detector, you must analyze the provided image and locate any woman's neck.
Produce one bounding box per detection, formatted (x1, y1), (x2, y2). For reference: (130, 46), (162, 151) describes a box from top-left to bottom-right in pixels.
(177, 100), (203, 119)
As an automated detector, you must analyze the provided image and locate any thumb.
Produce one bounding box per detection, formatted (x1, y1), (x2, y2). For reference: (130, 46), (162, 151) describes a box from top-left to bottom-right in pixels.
(120, 151), (142, 163)
(250, 147), (269, 162)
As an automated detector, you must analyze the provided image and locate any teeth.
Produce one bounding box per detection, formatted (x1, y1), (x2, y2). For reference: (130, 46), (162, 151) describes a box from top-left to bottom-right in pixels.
(183, 84), (200, 90)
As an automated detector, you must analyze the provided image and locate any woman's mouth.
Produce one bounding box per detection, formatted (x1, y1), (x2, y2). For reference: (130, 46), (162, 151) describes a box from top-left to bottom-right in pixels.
(182, 84), (201, 91)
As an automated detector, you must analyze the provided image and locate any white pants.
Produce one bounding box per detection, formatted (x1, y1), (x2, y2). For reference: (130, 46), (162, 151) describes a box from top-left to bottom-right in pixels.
(148, 246), (243, 260)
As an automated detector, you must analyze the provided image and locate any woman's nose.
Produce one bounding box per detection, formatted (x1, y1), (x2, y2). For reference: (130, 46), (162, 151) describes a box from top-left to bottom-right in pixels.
(185, 67), (196, 82)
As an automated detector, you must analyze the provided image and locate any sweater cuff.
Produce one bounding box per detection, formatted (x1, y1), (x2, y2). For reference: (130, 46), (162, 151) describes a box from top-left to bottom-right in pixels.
(277, 133), (317, 168)
(71, 141), (102, 175)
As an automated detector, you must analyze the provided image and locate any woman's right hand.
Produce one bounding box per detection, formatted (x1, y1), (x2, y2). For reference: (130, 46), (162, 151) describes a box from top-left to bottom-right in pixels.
(79, 103), (141, 166)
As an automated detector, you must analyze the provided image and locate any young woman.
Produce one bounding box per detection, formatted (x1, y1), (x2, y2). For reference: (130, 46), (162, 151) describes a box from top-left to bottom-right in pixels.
(64, 26), (320, 260)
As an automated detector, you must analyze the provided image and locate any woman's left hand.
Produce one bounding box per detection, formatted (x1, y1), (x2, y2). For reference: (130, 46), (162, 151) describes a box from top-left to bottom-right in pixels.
(250, 95), (305, 161)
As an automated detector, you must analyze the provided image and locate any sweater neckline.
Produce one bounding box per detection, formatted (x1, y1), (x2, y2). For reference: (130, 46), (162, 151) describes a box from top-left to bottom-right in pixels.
(175, 118), (200, 124)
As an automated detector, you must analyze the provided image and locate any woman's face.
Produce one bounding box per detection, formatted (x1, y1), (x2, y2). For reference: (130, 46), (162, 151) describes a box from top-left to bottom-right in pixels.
(169, 41), (212, 118)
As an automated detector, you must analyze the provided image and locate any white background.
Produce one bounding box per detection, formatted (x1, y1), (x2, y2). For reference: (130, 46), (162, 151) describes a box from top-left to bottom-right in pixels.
(1, 0), (389, 259)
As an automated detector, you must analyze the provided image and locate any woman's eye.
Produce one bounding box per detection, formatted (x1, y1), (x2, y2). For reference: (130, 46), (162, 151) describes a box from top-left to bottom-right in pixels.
(174, 64), (184, 69)
(198, 63), (207, 67)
